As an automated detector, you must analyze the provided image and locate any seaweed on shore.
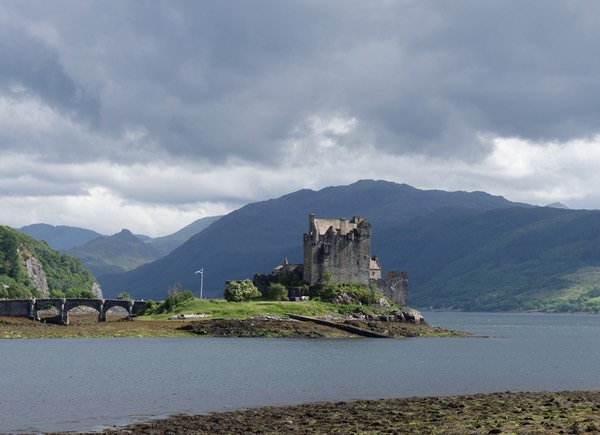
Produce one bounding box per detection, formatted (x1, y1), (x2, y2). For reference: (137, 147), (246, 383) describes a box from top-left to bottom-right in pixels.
(94, 390), (600, 435)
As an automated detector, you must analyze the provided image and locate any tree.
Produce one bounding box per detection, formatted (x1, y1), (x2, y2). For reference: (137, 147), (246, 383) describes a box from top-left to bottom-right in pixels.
(116, 291), (133, 300)
(266, 283), (288, 301)
(155, 290), (193, 313)
(65, 288), (96, 298)
(49, 289), (66, 299)
(224, 280), (261, 302)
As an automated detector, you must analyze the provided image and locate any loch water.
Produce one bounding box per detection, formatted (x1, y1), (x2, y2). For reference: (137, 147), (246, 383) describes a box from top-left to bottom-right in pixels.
(1, 311), (600, 433)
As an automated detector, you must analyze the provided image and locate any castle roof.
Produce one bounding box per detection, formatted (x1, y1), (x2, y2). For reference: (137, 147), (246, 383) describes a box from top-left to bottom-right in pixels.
(370, 257), (381, 271)
(312, 216), (364, 236)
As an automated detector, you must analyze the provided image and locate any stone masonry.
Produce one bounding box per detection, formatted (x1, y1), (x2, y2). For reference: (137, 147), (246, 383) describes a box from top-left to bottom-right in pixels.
(302, 214), (408, 307)
(303, 214), (372, 286)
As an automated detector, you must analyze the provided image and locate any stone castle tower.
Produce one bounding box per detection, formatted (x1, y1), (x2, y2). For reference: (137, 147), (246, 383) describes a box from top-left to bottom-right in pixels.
(302, 213), (408, 307)
(303, 214), (372, 286)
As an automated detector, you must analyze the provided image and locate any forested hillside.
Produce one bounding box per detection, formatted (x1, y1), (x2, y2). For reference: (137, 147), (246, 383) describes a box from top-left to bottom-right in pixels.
(66, 229), (161, 277)
(0, 225), (99, 299)
(380, 206), (600, 312)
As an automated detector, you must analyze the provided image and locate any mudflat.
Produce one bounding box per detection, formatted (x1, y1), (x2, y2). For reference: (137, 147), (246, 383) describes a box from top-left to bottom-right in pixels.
(88, 390), (600, 434)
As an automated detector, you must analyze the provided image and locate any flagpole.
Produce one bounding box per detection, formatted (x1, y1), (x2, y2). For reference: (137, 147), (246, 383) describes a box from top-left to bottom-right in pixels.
(195, 268), (204, 299)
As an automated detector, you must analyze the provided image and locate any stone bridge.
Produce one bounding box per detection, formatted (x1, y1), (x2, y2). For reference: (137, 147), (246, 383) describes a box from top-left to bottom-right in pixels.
(0, 298), (147, 325)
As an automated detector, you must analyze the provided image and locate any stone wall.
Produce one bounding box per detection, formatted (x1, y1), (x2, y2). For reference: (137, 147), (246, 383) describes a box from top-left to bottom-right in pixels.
(0, 299), (34, 317)
(303, 214), (372, 286)
(372, 271), (408, 308)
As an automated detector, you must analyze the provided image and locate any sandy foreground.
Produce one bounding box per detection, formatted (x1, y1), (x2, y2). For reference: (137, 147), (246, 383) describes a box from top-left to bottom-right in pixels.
(44, 390), (600, 434)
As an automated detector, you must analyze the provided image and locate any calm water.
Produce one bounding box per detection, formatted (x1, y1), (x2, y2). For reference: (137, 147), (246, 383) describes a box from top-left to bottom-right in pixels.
(1, 312), (600, 433)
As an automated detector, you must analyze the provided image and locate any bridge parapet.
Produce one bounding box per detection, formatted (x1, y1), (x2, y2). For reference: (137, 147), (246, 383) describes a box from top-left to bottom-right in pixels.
(0, 298), (145, 325)
(0, 299), (36, 318)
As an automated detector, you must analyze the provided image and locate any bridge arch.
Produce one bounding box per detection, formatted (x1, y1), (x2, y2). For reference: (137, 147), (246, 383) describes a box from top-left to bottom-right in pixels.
(34, 299), (65, 323)
(64, 299), (104, 325)
(0, 298), (143, 325)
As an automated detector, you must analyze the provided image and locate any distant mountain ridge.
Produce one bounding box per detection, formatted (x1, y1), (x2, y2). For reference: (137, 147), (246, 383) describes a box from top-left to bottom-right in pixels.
(66, 229), (161, 277)
(99, 180), (531, 303)
(18, 217), (222, 280)
(18, 224), (102, 251)
(145, 216), (222, 256)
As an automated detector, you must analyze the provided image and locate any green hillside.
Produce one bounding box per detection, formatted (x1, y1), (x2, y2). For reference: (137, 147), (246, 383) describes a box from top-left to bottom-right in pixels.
(0, 225), (98, 299)
(382, 207), (600, 312)
(67, 229), (161, 277)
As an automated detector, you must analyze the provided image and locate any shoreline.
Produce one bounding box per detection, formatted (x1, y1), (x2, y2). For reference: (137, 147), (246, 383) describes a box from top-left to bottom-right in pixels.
(0, 315), (467, 339)
(63, 390), (600, 434)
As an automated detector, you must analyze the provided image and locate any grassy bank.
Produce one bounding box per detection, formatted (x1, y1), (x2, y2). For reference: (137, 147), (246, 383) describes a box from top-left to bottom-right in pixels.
(140, 298), (336, 320)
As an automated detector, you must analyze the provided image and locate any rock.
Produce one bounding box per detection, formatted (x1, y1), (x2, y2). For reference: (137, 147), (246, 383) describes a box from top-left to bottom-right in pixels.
(374, 297), (391, 310)
(333, 292), (354, 305)
(24, 256), (49, 296)
(168, 313), (212, 320)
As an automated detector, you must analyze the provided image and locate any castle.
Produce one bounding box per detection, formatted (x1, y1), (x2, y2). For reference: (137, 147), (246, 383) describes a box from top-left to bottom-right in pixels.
(254, 214), (407, 307)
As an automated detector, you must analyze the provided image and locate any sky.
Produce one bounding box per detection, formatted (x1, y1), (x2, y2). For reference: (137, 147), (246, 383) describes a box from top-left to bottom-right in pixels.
(2, 1), (600, 237)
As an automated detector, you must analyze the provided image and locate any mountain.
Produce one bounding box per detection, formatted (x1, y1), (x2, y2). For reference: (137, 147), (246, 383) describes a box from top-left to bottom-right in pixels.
(145, 216), (222, 256)
(99, 180), (528, 301)
(379, 206), (600, 311)
(0, 225), (101, 298)
(66, 229), (161, 277)
(18, 224), (103, 251)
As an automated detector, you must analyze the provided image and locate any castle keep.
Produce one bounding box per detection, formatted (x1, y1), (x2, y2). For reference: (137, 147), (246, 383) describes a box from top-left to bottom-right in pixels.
(303, 214), (373, 286)
(303, 214), (407, 307)
(253, 214), (408, 307)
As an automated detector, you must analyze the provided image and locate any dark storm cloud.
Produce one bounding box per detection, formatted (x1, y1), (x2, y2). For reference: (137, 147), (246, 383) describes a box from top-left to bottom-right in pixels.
(3, 0), (600, 165)
(0, 25), (100, 125)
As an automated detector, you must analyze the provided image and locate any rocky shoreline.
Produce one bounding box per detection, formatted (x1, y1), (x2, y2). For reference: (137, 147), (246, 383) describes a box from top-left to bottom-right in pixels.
(64, 390), (600, 434)
(0, 313), (466, 339)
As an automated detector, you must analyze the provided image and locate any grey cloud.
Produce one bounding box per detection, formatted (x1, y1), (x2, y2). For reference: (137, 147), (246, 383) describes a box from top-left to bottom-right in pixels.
(3, 0), (600, 168)
(0, 25), (100, 125)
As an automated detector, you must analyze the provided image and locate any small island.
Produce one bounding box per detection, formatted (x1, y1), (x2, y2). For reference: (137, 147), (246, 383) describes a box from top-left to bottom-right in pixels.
(0, 214), (467, 339)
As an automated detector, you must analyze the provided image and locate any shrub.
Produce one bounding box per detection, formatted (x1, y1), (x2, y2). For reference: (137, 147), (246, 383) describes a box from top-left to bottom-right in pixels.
(156, 290), (194, 313)
(224, 280), (261, 302)
(49, 289), (66, 299)
(142, 299), (158, 315)
(266, 283), (288, 301)
(65, 288), (96, 298)
(309, 282), (380, 305)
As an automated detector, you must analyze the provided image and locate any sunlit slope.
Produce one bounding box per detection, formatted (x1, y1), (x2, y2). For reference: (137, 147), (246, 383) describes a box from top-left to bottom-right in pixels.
(382, 207), (600, 311)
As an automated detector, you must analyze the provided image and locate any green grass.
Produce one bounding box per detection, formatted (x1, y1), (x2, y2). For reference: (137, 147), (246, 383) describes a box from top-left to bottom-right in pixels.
(140, 298), (341, 320)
